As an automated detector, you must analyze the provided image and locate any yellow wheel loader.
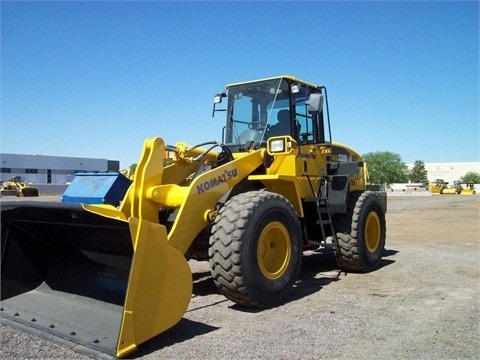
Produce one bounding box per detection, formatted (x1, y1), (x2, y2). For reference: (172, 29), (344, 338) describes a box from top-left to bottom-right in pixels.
(441, 180), (463, 195)
(428, 179), (476, 195)
(0, 176), (39, 196)
(1, 76), (387, 358)
(460, 183), (476, 195)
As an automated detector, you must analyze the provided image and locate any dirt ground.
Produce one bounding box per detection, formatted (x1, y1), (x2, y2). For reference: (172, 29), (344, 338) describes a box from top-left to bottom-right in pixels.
(1, 194), (479, 359)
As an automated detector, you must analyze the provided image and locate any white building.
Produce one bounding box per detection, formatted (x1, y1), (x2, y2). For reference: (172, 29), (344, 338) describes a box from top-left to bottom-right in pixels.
(407, 162), (480, 184)
(1, 153), (119, 184)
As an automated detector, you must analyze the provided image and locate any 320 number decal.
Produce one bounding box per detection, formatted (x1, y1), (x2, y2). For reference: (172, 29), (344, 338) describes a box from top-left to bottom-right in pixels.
(337, 153), (349, 162)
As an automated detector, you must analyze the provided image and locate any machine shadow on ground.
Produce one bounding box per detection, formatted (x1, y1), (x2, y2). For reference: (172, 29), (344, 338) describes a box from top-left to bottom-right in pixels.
(131, 318), (220, 358)
(188, 247), (397, 314)
(132, 248), (398, 357)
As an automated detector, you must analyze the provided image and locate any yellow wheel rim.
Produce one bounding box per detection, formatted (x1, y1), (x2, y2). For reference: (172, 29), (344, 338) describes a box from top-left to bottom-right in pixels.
(257, 221), (291, 280)
(365, 211), (381, 253)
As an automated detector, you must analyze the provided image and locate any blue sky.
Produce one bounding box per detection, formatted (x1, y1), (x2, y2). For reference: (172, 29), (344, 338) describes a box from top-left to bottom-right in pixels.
(1, 1), (478, 168)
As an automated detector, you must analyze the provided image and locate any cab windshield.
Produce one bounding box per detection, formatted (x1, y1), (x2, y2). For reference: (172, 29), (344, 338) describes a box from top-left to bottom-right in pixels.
(224, 78), (290, 145)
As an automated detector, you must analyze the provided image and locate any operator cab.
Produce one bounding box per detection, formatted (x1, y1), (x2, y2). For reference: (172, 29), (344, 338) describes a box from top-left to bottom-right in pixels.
(212, 76), (331, 152)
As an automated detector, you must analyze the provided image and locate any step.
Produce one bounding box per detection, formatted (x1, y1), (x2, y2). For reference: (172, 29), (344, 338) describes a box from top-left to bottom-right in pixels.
(304, 197), (329, 205)
(316, 220), (332, 225)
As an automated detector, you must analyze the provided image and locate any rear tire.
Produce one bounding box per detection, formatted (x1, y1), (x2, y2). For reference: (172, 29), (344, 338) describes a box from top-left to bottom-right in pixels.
(209, 190), (302, 307)
(333, 191), (386, 272)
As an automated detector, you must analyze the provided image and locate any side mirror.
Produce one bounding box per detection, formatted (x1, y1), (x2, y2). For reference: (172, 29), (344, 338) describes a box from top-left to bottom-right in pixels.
(212, 92), (227, 117)
(305, 93), (324, 114)
(213, 92), (226, 104)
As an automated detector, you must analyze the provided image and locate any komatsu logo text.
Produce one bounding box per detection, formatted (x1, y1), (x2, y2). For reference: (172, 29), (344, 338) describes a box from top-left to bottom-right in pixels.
(197, 168), (238, 193)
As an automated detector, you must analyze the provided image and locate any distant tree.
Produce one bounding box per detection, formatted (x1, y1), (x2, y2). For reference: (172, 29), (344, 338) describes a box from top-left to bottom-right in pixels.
(363, 151), (409, 185)
(129, 163), (137, 175)
(409, 160), (428, 183)
(460, 171), (480, 184)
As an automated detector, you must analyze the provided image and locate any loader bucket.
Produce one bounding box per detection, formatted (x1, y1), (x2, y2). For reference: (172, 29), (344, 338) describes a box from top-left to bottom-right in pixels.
(19, 187), (39, 197)
(1, 201), (192, 358)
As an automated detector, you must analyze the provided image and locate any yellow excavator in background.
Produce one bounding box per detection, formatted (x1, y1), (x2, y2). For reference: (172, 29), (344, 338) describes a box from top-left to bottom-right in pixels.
(1, 76), (387, 358)
(0, 176), (39, 196)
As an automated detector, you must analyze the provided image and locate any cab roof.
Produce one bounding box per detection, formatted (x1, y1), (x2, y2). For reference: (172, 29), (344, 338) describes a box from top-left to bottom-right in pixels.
(225, 75), (321, 90)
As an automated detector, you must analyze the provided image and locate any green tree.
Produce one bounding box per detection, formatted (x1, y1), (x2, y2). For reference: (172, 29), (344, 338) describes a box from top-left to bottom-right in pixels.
(409, 160), (428, 183)
(363, 151), (409, 185)
(129, 163), (137, 175)
(460, 171), (480, 184)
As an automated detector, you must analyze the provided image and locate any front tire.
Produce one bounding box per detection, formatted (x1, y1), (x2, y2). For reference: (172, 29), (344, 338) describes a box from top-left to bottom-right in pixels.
(333, 191), (386, 272)
(208, 190), (302, 307)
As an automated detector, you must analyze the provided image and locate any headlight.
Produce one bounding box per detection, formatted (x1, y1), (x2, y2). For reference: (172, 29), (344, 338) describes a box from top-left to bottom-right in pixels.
(269, 138), (285, 153)
(267, 136), (296, 155)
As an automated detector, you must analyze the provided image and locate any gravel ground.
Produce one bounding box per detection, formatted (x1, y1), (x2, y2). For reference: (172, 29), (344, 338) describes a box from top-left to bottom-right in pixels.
(1, 194), (479, 359)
